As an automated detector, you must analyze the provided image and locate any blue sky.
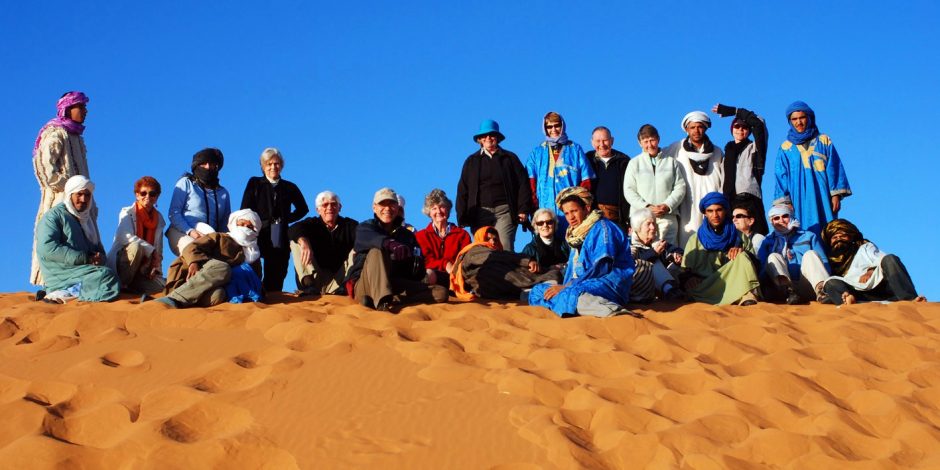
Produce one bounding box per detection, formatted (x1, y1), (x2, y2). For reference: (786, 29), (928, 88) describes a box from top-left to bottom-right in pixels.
(2, 1), (938, 298)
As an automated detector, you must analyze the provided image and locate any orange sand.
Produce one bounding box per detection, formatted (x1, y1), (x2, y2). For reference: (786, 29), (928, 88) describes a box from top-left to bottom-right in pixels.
(0, 293), (938, 469)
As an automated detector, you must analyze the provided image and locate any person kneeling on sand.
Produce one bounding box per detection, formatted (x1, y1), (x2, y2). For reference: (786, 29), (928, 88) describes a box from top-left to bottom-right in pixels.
(820, 219), (925, 305)
(528, 187), (637, 318)
(35, 175), (119, 303)
(757, 204), (831, 305)
(344, 188), (447, 312)
(451, 226), (560, 301)
(157, 209), (263, 308)
(681, 192), (761, 306)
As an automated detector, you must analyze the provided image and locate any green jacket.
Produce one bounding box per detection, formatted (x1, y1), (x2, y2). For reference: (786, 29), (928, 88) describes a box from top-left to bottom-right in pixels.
(36, 203), (119, 301)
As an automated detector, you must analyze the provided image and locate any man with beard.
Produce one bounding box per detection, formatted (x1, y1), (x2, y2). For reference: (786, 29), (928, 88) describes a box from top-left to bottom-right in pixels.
(756, 205), (830, 304)
(166, 148), (232, 255)
(820, 219), (924, 305)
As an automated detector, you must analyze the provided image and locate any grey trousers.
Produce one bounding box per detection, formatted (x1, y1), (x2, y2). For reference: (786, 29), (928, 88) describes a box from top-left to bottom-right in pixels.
(289, 241), (352, 294)
(167, 259), (230, 307)
(472, 204), (517, 252)
(576, 293), (622, 317)
(115, 241), (165, 295)
(353, 249), (447, 308)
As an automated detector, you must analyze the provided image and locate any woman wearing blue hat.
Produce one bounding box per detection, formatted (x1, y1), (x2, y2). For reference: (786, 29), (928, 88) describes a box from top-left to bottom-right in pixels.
(456, 119), (532, 252)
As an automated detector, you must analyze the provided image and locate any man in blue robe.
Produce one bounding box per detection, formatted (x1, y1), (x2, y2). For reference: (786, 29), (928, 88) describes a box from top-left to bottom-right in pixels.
(528, 187), (635, 317)
(773, 101), (851, 235)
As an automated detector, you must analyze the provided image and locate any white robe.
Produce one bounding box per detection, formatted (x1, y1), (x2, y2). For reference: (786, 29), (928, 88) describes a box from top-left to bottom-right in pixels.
(826, 242), (885, 290)
(665, 139), (723, 247)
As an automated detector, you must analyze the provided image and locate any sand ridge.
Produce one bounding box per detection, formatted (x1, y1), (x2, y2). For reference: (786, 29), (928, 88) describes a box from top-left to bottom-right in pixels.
(0, 293), (938, 468)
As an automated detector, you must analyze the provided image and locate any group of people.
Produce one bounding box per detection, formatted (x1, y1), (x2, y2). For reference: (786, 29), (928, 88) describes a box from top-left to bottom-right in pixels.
(30, 91), (925, 315)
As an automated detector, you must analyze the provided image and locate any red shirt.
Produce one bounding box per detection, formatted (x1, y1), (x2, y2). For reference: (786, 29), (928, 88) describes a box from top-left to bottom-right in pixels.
(415, 223), (471, 271)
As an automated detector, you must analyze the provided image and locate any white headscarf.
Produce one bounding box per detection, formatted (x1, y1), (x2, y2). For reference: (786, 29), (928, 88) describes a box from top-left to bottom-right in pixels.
(227, 209), (262, 263)
(63, 175), (100, 245)
(768, 204), (801, 235)
(681, 111), (711, 132)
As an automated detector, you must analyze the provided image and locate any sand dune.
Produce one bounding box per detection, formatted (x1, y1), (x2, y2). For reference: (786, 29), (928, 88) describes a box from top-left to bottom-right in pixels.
(0, 292), (937, 469)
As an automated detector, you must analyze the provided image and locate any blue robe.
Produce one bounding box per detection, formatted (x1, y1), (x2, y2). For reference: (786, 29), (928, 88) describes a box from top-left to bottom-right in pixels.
(525, 142), (595, 231)
(773, 135), (851, 235)
(529, 218), (634, 316)
(225, 262), (264, 303)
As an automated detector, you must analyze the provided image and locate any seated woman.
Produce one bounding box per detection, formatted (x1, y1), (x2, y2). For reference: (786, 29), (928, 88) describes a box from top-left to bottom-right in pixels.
(166, 148), (232, 256)
(106, 176), (166, 295)
(415, 189), (471, 287)
(731, 197), (765, 255)
(528, 187), (636, 318)
(521, 208), (569, 274)
(629, 208), (684, 302)
(451, 227), (559, 301)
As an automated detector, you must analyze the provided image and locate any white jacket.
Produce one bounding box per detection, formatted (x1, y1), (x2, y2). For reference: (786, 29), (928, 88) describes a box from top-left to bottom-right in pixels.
(623, 151), (686, 216)
(107, 204), (166, 274)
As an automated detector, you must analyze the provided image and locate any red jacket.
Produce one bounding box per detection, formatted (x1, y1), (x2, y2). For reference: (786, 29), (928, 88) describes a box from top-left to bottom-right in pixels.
(415, 223), (471, 271)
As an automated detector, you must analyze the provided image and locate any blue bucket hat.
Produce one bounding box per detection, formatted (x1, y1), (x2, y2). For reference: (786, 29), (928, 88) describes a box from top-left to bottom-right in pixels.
(473, 119), (505, 143)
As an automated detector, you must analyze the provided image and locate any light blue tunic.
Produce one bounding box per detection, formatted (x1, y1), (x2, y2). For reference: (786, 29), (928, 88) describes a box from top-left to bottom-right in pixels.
(773, 135), (851, 235)
(529, 217), (634, 316)
(36, 203), (119, 301)
(525, 142), (595, 230)
(168, 176), (232, 234)
(757, 229), (831, 281)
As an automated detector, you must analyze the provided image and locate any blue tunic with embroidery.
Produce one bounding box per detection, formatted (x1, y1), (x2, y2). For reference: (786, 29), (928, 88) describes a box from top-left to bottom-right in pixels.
(773, 135), (851, 235)
(525, 142), (595, 229)
(529, 217), (634, 316)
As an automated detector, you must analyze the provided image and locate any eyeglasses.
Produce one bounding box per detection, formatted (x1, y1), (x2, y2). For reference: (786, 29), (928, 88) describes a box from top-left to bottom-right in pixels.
(732, 214), (750, 219)
(480, 134), (498, 140)
(771, 215), (790, 222)
(534, 220), (554, 227)
(732, 124), (749, 130)
(138, 191), (160, 198)
(545, 123), (562, 130)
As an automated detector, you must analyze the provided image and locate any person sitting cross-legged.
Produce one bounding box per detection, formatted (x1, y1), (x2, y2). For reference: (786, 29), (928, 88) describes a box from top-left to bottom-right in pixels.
(681, 192), (761, 306)
(820, 219), (925, 305)
(528, 187), (636, 318)
(757, 204), (831, 305)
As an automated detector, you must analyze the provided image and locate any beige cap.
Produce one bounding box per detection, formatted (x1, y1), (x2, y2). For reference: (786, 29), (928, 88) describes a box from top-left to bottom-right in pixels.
(373, 187), (399, 205)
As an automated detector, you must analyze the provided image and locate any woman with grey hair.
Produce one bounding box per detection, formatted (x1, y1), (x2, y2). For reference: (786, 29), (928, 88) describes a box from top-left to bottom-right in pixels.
(629, 208), (684, 301)
(240, 147), (309, 292)
(415, 189), (471, 286)
(521, 208), (569, 274)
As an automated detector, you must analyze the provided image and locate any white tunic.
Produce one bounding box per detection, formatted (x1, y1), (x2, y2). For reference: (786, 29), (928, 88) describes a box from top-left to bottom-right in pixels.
(665, 139), (723, 247)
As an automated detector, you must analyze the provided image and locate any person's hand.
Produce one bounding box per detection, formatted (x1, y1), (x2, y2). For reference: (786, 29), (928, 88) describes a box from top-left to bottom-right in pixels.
(518, 213), (528, 224)
(188, 229), (204, 240)
(831, 195), (841, 215)
(89, 252), (104, 266)
(653, 240), (667, 255)
(543, 284), (565, 300)
(186, 262), (200, 280)
(859, 267), (875, 284)
(528, 260), (539, 273)
(711, 104), (719, 113)
(649, 204), (668, 217)
(298, 237), (313, 267)
(383, 239), (411, 260)
(672, 253), (683, 265)
(727, 247), (743, 261)
(445, 261), (454, 274)
(426, 269), (437, 286)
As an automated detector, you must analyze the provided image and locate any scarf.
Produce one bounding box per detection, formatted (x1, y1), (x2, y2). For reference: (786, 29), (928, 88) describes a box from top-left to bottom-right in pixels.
(450, 226), (502, 301)
(34, 92), (89, 150)
(768, 204), (801, 236)
(565, 210), (604, 249)
(785, 101), (819, 145)
(696, 192), (738, 251)
(683, 136), (716, 175)
(822, 219), (867, 276)
(134, 202), (159, 245)
(722, 138), (751, 197)
(227, 209), (262, 264)
(192, 167), (220, 188)
(63, 175), (100, 246)
(542, 112), (569, 148)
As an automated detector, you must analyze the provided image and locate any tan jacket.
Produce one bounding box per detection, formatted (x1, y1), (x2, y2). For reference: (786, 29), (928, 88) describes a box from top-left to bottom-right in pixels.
(164, 233), (245, 294)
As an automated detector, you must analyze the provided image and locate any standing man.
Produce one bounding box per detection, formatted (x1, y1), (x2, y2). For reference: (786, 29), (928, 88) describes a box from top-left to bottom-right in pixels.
(773, 101), (851, 235)
(289, 191), (358, 295)
(456, 119), (531, 252)
(663, 111), (724, 247)
(32, 91), (92, 286)
(586, 126), (631, 231)
(624, 124), (686, 246)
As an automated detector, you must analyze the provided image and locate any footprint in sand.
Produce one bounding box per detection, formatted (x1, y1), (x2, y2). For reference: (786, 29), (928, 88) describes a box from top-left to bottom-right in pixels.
(190, 361), (272, 393)
(41, 386), (138, 449)
(233, 347), (303, 373)
(101, 350), (147, 368)
(0, 318), (20, 340)
(161, 400), (252, 443)
(11, 332), (80, 357)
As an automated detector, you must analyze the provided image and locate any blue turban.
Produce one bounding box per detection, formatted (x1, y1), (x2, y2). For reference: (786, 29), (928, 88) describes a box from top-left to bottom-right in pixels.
(697, 192), (738, 251)
(785, 101), (819, 144)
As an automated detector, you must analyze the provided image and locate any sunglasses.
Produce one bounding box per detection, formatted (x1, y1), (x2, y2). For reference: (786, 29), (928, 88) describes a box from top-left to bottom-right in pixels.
(545, 123), (562, 130)
(534, 220), (554, 227)
(771, 215), (790, 222)
(732, 214), (750, 219)
(138, 191), (160, 197)
(732, 124), (749, 130)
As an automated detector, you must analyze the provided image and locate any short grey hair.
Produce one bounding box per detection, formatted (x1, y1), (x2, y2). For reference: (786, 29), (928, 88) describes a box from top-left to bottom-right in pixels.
(421, 188), (453, 216)
(630, 208), (655, 233)
(532, 208), (557, 223)
(260, 147), (284, 166)
(315, 190), (341, 210)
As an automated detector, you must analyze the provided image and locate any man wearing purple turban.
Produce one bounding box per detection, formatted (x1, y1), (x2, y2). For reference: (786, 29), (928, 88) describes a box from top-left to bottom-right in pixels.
(31, 91), (93, 286)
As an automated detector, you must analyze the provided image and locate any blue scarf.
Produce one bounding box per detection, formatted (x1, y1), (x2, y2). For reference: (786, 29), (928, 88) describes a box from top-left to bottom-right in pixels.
(697, 192), (739, 251)
(785, 101), (819, 144)
(543, 116), (570, 147)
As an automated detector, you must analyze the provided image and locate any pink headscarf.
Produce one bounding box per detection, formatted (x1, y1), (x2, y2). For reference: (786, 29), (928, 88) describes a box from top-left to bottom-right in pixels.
(33, 92), (89, 150)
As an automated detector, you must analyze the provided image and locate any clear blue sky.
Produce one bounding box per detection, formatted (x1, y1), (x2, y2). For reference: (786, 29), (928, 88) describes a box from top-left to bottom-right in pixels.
(2, 1), (938, 298)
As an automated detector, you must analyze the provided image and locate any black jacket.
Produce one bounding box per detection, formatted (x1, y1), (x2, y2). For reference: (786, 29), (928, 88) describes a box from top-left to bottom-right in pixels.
(288, 215), (358, 273)
(586, 148), (631, 229)
(456, 148), (532, 227)
(240, 176), (309, 248)
(344, 215), (425, 283)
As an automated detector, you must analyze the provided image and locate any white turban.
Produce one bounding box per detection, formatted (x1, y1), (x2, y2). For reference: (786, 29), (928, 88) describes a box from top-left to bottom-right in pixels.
(681, 111), (711, 132)
(768, 204), (801, 234)
(226, 209), (262, 263)
(63, 175), (100, 246)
